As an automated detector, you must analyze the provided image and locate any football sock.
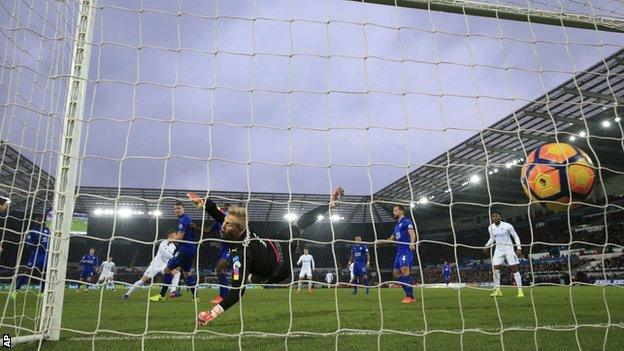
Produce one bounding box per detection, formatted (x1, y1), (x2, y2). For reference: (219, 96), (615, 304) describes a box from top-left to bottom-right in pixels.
(160, 273), (173, 297)
(514, 272), (522, 288)
(493, 270), (501, 288)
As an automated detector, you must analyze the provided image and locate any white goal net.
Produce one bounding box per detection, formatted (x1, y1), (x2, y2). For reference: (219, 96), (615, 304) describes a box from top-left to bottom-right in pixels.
(1, 0), (624, 350)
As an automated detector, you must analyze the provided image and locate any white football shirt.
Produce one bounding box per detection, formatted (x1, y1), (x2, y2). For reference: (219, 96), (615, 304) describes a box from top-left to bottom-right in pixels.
(485, 221), (521, 252)
(297, 254), (315, 271)
(100, 261), (115, 275)
(152, 240), (176, 266)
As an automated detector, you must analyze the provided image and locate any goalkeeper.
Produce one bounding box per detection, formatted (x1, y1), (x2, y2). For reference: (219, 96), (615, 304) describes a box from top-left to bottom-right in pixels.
(190, 187), (343, 325)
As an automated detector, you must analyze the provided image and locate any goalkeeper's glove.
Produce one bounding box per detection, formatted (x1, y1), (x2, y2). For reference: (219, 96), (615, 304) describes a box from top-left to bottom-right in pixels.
(329, 186), (344, 208)
(197, 304), (224, 326)
(187, 192), (205, 209)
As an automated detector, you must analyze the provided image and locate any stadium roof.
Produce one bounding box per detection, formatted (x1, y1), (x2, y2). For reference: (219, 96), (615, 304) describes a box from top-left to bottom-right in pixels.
(2, 49), (623, 222)
(374, 48), (624, 215)
(0, 141), (54, 217)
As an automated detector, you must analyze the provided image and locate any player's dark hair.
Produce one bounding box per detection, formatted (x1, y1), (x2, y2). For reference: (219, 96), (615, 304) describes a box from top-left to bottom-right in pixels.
(491, 210), (501, 216)
(167, 229), (176, 235)
(175, 201), (184, 207)
(394, 204), (405, 212)
(224, 203), (231, 208)
(0, 196), (8, 205)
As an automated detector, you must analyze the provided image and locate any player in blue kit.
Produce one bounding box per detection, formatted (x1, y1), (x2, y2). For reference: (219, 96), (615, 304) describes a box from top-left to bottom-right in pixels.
(442, 261), (452, 286)
(385, 204), (417, 303)
(151, 201), (199, 301)
(10, 214), (50, 299)
(79, 248), (99, 292)
(348, 235), (370, 295)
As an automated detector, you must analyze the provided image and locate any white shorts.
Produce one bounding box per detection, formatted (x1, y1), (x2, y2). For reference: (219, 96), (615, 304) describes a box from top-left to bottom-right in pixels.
(299, 269), (312, 278)
(98, 272), (114, 281)
(144, 263), (165, 279)
(492, 250), (519, 266)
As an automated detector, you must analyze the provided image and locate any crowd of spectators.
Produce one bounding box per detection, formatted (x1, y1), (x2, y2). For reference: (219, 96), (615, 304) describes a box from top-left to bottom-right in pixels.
(3, 199), (623, 288)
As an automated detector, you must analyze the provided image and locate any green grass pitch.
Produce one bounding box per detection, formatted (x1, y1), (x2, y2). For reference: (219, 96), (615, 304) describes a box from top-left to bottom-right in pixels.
(70, 218), (88, 234)
(1, 286), (623, 350)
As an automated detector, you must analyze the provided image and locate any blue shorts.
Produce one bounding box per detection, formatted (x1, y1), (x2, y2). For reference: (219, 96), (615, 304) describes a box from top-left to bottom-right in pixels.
(217, 243), (230, 262)
(80, 270), (94, 279)
(393, 250), (413, 270)
(167, 250), (196, 272)
(26, 253), (46, 270)
(353, 262), (367, 276)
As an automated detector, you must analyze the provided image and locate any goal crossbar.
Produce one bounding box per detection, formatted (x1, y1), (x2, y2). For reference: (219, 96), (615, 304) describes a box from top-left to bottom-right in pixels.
(350, 0), (624, 33)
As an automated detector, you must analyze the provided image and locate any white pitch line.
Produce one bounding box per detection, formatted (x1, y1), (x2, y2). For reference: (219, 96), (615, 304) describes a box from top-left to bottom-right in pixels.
(67, 323), (624, 342)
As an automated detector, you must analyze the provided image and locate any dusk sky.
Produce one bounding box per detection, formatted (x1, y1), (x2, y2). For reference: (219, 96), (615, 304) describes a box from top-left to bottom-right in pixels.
(2, 0), (623, 196)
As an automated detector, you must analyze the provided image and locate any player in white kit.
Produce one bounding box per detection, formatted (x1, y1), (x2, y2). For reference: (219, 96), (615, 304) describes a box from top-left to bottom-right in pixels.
(296, 248), (315, 293)
(348, 262), (354, 283)
(97, 257), (116, 290)
(483, 211), (524, 298)
(123, 230), (181, 299)
(325, 271), (333, 288)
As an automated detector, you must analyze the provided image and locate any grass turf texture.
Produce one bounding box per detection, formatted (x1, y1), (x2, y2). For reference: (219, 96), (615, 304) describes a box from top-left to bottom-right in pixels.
(1, 286), (623, 350)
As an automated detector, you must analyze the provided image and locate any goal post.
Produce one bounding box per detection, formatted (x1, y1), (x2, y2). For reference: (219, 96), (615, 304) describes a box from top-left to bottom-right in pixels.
(36, 0), (97, 343)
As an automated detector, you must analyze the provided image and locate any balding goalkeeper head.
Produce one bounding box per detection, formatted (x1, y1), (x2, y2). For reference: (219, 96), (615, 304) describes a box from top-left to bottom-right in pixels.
(220, 206), (247, 240)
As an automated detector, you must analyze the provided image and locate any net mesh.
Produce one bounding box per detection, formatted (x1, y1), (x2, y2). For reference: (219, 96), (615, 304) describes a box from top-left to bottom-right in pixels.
(0, 0), (76, 341)
(0, 0), (623, 349)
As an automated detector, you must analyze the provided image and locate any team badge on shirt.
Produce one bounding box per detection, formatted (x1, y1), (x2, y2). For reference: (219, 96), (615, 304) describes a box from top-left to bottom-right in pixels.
(232, 256), (241, 281)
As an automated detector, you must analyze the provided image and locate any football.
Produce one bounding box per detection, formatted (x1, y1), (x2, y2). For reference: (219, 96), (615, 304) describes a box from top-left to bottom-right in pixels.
(521, 142), (596, 211)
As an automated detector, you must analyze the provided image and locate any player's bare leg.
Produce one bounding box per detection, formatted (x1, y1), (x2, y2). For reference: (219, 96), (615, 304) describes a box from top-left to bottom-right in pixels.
(307, 274), (313, 293)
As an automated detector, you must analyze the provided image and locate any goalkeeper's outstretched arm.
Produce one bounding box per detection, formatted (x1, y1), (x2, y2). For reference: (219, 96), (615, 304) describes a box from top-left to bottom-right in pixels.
(187, 192), (226, 224)
(294, 187), (344, 230)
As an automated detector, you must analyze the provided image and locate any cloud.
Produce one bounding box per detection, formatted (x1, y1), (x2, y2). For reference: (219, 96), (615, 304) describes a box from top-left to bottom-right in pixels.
(2, 0), (623, 196)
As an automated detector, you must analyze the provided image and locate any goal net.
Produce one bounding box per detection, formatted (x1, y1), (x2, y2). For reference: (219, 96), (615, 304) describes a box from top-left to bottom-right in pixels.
(1, 0), (623, 349)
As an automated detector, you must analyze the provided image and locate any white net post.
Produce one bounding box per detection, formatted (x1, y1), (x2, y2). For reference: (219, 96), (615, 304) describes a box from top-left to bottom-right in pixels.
(36, 0), (97, 342)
